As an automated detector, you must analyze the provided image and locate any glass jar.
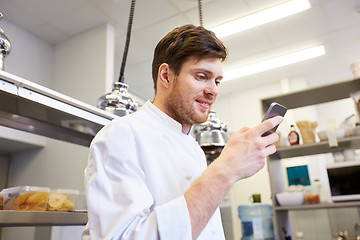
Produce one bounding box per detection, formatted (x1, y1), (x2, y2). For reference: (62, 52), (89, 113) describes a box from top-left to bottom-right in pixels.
(305, 183), (320, 204)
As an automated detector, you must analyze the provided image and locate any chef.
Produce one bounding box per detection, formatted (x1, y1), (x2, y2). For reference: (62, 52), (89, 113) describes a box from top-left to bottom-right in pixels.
(82, 24), (282, 240)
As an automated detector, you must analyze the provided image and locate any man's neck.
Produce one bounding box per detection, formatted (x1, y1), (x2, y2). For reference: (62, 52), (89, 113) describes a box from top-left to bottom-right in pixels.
(152, 98), (192, 135)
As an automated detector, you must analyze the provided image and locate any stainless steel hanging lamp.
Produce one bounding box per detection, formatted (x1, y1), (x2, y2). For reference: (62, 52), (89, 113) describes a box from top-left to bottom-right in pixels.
(0, 13), (11, 71)
(194, 110), (228, 164)
(97, 0), (138, 117)
(97, 82), (137, 116)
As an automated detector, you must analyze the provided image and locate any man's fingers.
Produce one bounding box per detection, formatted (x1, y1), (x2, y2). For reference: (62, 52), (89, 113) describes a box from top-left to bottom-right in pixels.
(257, 116), (284, 136)
(264, 144), (277, 156)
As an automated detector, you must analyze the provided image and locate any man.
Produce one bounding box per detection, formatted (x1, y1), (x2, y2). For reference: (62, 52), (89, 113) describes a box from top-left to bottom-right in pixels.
(83, 24), (282, 240)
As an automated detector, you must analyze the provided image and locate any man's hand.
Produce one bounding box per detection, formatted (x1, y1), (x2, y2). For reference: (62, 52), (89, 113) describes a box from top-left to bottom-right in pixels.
(215, 115), (283, 182)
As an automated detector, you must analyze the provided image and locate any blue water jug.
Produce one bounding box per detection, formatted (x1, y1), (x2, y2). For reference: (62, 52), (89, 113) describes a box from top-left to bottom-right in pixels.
(238, 204), (275, 240)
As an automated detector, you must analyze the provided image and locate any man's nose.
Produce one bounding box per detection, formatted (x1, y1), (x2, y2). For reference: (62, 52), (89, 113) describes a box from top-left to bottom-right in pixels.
(204, 81), (218, 98)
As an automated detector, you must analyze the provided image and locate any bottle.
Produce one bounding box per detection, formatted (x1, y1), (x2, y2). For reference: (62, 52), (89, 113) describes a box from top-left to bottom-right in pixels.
(288, 125), (300, 145)
(282, 227), (292, 240)
(313, 178), (322, 203)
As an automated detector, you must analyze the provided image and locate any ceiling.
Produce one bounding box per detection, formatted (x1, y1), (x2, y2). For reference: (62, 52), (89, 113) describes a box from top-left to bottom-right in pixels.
(1, 0), (360, 101)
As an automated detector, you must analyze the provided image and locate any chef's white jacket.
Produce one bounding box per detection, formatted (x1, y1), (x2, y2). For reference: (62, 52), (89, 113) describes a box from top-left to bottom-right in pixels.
(82, 101), (225, 240)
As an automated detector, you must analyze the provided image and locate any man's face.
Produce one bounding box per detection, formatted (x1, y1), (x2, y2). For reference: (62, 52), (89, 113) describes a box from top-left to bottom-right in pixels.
(164, 56), (223, 128)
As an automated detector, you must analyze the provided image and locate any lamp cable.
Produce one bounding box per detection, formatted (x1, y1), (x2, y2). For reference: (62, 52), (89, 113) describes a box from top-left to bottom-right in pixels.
(198, 0), (203, 26)
(118, 0), (136, 83)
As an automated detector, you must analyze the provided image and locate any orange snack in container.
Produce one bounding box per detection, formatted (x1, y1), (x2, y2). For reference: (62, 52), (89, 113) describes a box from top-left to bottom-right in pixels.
(2, 186), (50, 211)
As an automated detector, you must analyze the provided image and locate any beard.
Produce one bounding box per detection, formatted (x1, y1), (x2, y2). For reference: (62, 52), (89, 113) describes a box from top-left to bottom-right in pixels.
(165, 81), (210, 126)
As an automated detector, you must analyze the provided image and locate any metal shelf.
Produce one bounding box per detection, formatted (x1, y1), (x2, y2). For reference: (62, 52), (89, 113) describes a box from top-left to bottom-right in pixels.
(261, 78), (360, 111)
(0, 210), (87, 227)
(0, 70), (117, 147)
(269, 136), (360, 160)
(274, 201), (360, 211)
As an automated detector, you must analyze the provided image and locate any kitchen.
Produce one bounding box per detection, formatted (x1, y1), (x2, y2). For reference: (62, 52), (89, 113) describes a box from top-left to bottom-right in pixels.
(1, 0), (360, 239)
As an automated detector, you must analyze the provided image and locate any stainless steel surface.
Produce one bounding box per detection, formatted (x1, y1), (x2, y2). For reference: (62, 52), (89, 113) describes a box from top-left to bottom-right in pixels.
(0, 71), (117, 120)
(194, 110), (228, 164)
(97, 82), (138, 117)
(0, 126), (46, 153)
(0, 210), (87, 227)
(0, 70), (117, 146)
(0, 13), (11, 71)
(261, 78), (360, 112)
(270, 135), (360, 160)
(194, 110), (228, 146)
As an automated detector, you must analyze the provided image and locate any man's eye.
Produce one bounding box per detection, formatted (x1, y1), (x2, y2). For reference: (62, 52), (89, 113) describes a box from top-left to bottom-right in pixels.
(215, 80), (221, 86)
(196, 74), (206, 80)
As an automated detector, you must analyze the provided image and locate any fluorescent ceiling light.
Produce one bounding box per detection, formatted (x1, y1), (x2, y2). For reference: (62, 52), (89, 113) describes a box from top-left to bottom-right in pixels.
(223, 45), (326, 82)
(211, 0), (311, 38)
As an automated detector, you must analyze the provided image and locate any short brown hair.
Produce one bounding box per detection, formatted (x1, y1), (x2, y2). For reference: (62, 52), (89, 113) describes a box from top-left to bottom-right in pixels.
(151, 24), (227, 93)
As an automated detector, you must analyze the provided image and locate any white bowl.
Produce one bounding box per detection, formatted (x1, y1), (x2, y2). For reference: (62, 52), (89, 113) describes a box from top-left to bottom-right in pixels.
(276, 192), (304, 206)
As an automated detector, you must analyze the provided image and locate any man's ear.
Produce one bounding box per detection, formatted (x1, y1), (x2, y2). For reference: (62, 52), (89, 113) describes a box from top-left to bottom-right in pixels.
(158, 63), (173, 89)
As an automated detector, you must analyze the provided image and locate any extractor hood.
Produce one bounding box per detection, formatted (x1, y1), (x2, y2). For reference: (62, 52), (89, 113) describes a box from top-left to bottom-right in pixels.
(0, 70), (117, 147)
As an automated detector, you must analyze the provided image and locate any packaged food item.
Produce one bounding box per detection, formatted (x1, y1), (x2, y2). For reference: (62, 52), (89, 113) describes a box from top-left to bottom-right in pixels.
(288, 125), (300, 145)
(47, 189), (79, 212)
(296, 121), (318, 144)
(2, 186), (50, 211)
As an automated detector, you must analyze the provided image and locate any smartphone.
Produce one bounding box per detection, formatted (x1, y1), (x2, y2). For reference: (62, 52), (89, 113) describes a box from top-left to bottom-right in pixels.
(261, 102), (287, 137)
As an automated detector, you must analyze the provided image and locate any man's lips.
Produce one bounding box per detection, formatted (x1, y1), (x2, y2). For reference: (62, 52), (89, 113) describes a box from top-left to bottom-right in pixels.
(196, 99), (212, 109)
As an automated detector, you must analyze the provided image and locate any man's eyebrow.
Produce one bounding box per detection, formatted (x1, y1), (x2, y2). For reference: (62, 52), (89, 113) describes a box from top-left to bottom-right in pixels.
(193, 68), (223, 78)
(192, 67), (211, 73)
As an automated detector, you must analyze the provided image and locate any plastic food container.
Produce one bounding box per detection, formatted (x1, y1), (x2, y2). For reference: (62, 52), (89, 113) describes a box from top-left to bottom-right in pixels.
(75, 191), (87, 212)
(47, 189), (79, 212)
(305, 185), (320, 204)
(2, 186), (50, 211)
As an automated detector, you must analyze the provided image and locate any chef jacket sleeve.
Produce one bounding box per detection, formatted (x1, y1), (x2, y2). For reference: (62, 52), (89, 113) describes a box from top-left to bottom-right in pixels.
(84, 121), (192, 240)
